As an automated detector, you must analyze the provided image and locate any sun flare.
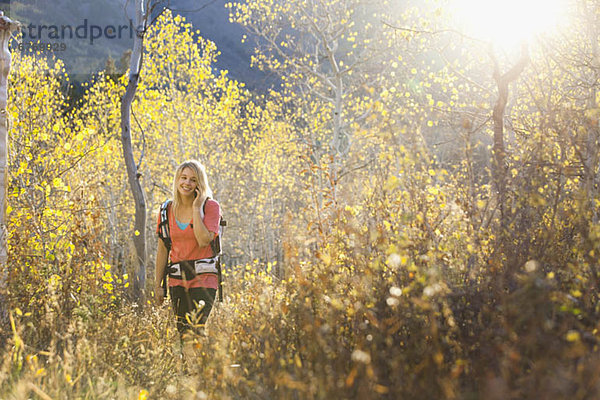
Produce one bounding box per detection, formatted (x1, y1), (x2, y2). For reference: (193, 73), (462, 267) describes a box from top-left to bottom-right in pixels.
(451, 0), (568, 47)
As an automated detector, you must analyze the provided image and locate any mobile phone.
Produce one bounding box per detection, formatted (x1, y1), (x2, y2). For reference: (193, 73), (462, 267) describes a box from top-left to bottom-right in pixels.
(193, 189), (198, 198)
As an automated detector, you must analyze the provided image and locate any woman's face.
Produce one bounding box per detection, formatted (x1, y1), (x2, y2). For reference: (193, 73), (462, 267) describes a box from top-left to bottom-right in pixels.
(177, 167), (198, 197)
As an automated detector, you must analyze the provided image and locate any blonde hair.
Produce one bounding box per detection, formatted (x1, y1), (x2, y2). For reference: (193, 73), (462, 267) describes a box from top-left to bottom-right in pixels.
(172, 160), (212, 212)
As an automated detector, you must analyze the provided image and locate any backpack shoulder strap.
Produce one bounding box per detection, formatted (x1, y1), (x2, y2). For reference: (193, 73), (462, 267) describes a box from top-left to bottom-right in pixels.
(203, 197), (226, 302)
(158, 199), (172, 252)
(195, 196), (225, 300)
(158, 199), (172, 297)
(201, 197), (226, 227)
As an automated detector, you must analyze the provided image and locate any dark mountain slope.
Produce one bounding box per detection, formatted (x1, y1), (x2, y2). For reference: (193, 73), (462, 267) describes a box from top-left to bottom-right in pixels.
(7, 0), (272, 91)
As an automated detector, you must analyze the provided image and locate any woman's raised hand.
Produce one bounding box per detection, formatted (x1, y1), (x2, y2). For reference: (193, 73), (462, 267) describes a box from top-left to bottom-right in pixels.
(193, 188), (206, 209)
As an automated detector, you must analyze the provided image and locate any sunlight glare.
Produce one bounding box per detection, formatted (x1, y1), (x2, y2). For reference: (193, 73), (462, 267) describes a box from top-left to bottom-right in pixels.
(451, 0), (568, 47)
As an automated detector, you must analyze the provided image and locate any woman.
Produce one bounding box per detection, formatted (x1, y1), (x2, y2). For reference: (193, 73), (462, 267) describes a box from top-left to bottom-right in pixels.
(155, 160), (222, 336)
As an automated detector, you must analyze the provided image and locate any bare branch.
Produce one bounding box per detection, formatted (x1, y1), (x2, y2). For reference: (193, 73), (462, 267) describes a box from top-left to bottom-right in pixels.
(381, 20), (487, 45)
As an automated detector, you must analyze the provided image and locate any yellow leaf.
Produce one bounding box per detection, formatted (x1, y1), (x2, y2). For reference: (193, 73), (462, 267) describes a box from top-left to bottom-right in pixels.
(427, 187), (439, 195)
(566, 331), (580, 342)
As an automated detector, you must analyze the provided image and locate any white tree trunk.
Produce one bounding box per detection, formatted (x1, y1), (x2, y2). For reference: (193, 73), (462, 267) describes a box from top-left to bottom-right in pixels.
(0, 12), (20, 326)
(120, 0), (148, 300)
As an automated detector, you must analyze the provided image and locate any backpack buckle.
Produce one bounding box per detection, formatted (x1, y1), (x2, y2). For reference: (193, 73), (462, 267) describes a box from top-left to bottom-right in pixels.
(194, 258), (218, 274)
(167, 263), (182, 278)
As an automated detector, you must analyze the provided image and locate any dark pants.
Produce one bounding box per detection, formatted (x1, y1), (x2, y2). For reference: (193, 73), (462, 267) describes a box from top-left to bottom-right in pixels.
(169, 286), (216, 335)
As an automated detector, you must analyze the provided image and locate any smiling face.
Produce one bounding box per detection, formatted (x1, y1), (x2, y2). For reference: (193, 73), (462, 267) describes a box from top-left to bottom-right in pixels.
(177, 167), (198, 198)
(171, 160), (212, 210)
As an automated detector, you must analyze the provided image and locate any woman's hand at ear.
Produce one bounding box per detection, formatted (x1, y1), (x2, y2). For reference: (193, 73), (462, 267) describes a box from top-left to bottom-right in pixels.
(193, 188), (206, 210)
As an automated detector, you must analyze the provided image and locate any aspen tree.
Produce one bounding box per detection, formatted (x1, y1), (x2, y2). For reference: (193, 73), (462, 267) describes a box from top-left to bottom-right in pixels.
(120, 0), (152, 299)
(0, 12), (19, 323)
(490, 44), (528, 229)
(229, 0), (396, 240)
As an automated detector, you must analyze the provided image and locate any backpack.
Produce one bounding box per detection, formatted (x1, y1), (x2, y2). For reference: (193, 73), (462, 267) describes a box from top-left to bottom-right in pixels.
(158, 198), (226, 301)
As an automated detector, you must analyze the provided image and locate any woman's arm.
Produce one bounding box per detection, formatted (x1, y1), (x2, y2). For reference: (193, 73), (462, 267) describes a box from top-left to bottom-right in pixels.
(192, 199), (216, 248)
(154, 239), (168, 303)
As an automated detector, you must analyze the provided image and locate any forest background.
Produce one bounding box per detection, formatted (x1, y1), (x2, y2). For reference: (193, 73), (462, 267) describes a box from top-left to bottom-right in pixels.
(2, 0), (600, 399)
